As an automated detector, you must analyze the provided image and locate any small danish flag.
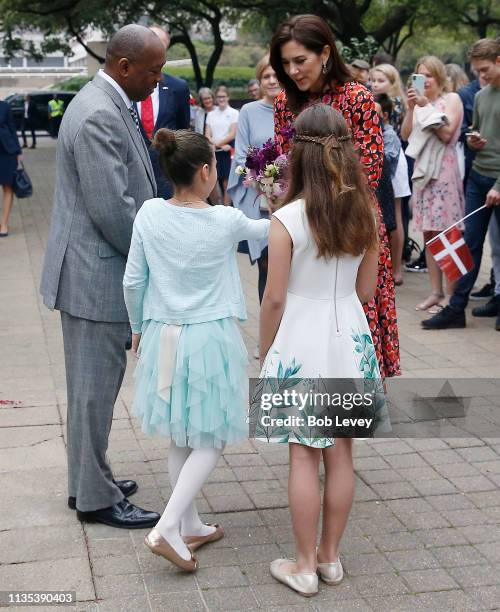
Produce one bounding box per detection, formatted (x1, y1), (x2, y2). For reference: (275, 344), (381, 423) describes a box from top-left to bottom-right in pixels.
(427, 225), (474, 282)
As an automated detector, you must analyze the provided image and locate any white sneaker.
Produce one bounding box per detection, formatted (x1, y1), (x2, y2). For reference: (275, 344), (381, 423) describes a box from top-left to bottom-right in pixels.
(253, 345), (260, 360)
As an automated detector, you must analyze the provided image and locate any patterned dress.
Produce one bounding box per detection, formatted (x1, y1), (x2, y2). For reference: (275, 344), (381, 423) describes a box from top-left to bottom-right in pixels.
(274, 82), (401, 378)
(411, 96), (465, 232)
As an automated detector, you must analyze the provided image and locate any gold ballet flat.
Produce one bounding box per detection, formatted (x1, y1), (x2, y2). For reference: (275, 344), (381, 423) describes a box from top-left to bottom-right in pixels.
(317, 557), (344, 585)
(183, 524), (225, 552)
(144, 528), (198, 572)
(270, 558), (319, 597)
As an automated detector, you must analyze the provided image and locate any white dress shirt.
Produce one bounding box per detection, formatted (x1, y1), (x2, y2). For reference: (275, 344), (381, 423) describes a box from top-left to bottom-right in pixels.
(136, 84), (160, 126)
(98, 69), (133, 109)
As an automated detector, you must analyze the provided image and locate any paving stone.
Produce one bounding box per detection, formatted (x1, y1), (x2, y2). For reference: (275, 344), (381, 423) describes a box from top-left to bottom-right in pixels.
(431, 545), (487, 572)
(396, 466), (440, 481)
(458, 524), (500, 544)
(239, 562), (276, 585)
(313, 598), (372, 611)
(386, 549), (440, 571)
(225, 454), (266, 467)
(232, 465), (276, 481)
(415, 527), (469, 548)
(466, 489), (500, 508)
(448, 564), (500, 588)
(149, 591), (205, 612)
(88, 538), (136, 560)
(467, 585), (500, 610)
(249, 491), (289, 509)
(406, 438), (449, 451)
(0, 524), (85, 564)
(368, 532), (421, 552)
(91, 555), (141, 576)
(207, 493), (255, 512)
(424, 492), (474, 511)
(400, 567), (459, 592)
(356, 469), (403, 484)
(370, 481), (419, 500)
(402, 509), (453, 530)
(350, 572), (409, 597)
(353, 456), (390, 471)
(386, 497), (434, 515)
(142, 569), (198, 594)
(419, 449), (463, 464)
(416, 590), (478, 611)
(434, 462), (480, 478)
(201, 586), (259, 611)
(412, 479), (458, 496)
(236, 543), (282, 565)
(341, 552), (394, 576)
(370, 440), (414, 455)
(475, 541), (500, 564)
(367, 594), (425, 611)
(450, 474), (498, 493)
(94, 574), (146, 599)
(438, 508), (492, 527)
(456, 446), (499, 462)
(0, 557), (94, 601)
(384, 453), (428, 469)
(96, 596), (150, 612)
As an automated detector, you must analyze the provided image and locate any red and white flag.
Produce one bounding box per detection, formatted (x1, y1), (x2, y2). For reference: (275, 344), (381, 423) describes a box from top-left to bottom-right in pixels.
(427, 226), (474, 282)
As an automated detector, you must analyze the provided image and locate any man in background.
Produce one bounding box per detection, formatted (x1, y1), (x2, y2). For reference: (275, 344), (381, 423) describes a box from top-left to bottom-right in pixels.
(135, 24), (191, 198)
(48, 94), (64, 138)
(247, 78), (261, 100)
(21, 94), (37, 149)
(350, 59), (370, 86)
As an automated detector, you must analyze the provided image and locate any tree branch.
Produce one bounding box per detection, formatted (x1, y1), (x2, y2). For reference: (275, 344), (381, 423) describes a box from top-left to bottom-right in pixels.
(66, 15), (105, 63)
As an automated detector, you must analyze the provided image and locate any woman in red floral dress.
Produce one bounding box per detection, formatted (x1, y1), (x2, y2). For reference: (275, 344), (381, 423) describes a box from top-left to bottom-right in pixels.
(270, 14), (400, 380)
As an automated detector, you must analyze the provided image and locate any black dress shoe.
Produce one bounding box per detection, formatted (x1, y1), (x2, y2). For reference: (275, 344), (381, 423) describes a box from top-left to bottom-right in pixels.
(472, 295), (500, 317)
(68, 479), (138, 510)
(422, 306), (466, 330)
(470, 281), (494, 300)
(77, 499), (160, 529)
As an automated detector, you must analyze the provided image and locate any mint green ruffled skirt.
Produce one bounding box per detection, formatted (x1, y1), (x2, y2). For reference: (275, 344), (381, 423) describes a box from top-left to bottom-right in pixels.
(133, 318), (248, 449)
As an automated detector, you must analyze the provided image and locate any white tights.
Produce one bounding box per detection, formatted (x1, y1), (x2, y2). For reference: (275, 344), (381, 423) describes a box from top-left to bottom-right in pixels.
(155, 442), (223, 560)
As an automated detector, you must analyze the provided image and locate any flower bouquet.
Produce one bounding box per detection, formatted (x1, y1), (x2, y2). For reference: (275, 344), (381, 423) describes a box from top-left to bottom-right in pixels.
(235, 139), (288, 212)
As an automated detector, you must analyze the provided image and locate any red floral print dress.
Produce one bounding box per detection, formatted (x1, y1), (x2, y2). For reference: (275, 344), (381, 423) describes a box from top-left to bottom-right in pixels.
(274, 82), (401, 378)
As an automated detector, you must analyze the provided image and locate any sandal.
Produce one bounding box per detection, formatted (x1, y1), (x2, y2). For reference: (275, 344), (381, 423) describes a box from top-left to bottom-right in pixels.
(427, 303), (444, 314)
(415, 292), (444, 311)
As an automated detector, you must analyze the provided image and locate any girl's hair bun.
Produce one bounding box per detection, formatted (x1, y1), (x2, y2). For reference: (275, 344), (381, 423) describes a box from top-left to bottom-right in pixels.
(153, 128), (177, 156)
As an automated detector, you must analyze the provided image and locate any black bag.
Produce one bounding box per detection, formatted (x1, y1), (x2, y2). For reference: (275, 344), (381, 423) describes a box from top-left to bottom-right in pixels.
(13, 162), (33, 199)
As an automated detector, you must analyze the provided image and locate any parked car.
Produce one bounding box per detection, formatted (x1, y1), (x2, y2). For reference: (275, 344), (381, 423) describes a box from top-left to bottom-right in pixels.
(5, 91), (76, 135)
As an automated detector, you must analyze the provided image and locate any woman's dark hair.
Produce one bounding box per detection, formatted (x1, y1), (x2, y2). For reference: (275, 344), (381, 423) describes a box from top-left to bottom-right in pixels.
(153, 128), (213, 187)
(282, 104), (377, 258)
(270, 14), (351, 113)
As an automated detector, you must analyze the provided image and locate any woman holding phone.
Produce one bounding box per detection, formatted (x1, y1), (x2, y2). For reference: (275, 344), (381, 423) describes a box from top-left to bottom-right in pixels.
(401, 56), (464, 313)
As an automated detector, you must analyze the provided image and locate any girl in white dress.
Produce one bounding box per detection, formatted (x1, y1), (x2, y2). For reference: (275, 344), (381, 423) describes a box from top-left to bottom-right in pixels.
(260, 103), (381, 596)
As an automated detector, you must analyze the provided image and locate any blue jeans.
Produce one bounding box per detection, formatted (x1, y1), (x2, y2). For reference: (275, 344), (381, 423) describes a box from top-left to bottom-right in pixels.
(450, 170), (500, 311)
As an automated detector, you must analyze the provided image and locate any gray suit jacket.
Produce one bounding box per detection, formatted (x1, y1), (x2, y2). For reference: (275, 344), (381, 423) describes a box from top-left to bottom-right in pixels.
(40, 73), (156, 322)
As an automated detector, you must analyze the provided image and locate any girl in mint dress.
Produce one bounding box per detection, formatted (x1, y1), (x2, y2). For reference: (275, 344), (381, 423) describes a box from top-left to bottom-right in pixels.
(123, 128), (269, 571)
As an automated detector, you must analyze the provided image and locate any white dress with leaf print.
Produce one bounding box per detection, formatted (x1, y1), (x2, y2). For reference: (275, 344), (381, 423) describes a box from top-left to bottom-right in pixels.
(259, 199), (385, 448)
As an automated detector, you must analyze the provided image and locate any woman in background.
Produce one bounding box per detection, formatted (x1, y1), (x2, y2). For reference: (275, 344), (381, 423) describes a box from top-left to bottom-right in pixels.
(401, 56), (464, 313)
(0, 99), (22, 237)
(194, 87), (216, 135)
(205, 85), (239, 204)
(228, 55), (281, 358)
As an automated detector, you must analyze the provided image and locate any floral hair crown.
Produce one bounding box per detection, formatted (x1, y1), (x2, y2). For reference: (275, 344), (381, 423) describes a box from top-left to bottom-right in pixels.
(294, 134), (351, 147)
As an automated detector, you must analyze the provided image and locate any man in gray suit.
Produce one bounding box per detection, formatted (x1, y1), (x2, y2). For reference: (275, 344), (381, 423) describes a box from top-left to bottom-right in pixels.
(41, 25), (165, 528)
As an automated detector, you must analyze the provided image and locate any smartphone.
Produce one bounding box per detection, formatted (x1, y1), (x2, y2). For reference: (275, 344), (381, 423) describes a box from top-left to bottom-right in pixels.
(411, 74), (426, 96)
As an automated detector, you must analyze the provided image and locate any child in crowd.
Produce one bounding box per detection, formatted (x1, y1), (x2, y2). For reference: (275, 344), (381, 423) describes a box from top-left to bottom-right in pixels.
(259, 104), (383, 597)
(123, 128), (269, 571)
(375, 93), (409, 285)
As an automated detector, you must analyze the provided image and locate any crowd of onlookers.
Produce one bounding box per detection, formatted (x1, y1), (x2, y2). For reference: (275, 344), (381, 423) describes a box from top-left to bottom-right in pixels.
(187, 36), (500, 333)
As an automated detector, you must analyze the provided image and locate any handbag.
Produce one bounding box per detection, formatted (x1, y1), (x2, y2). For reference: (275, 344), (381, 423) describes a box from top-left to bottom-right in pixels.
(13, 162), (33, 199)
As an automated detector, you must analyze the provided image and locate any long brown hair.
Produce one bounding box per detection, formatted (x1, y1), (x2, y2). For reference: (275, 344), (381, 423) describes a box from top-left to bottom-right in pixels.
(283, 104), (377, 258)
(270, 14), (351, 113)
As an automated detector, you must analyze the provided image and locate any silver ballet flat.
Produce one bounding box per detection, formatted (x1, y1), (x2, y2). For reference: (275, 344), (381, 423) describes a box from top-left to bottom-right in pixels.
(270, 558), (319, 597)
(317, 557), (344, 585)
